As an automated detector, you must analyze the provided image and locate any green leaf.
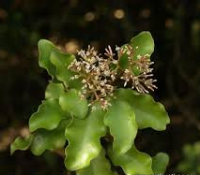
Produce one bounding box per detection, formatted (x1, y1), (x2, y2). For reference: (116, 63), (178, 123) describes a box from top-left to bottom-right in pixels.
(50, 49), (75, 83)
(104, 100), (137, 154)
(108, 145), (153, 175)
(38, 39), (56, 76)
(30, 119), (69, 156)
(118, 32), (154, 75)
(68, 78), (83, 90)
(38, 39), (82, 89)
(64, 104), (106, 171)
(29, 99), (64, 132)
(77, 149), (115, 175)
(176, 142), (200, 173)
(10, 135), (33, 155)
(118, 49), (129, 70)
(59, 89), (88, 119)
(115, 89), (170, 131)
(45, 82), (65, 100)
(152, 153), (169, 174)
(130, 31), (154, 60)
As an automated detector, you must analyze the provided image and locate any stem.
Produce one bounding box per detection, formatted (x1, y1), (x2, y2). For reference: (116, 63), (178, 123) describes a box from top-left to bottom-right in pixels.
(62, 82), (68, 92)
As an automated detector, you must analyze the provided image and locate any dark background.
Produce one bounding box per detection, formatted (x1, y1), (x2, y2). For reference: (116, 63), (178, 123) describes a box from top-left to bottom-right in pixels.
(0, 0), (200, 174)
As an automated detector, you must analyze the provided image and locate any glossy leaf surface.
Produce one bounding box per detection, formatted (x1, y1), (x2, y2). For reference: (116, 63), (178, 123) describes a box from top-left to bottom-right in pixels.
(59, 89), (88, 119)
(30, 119), (69, 156)
(11, 135), (33, 155)
(152, 153), (169, 174)
(38, 39), (56, 76)
(130, 31), (154, 60)
(108, 145), (153, 175)
(64, 105), (106, 171)
(118, 32), (154, 74)
(45, 82), (65, 100)
(29, 99), (64, 132)
(104, 100), (137, 154)
(77, 149), (115, 175)
(10, 34), (169, 175)
(50, 49), (75, 83)
(115, 89), (170, 130)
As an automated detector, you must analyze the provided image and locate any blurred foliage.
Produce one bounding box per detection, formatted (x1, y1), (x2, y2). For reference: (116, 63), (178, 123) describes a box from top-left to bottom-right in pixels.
(176, 142), (200, 174)
(0, 0), (200, 174)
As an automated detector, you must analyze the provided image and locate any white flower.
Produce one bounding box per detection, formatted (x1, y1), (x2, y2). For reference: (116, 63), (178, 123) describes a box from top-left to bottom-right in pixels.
(112, 60), (118, 64)
(88, 84), (94, 89)
(111, 75), (116, 81)
(137, 54), (142, 59)
(82, 79), (86, 83)
(100, 81), (105, 86)
(124, 81), (128, 87)
(104, 70), (110, 76)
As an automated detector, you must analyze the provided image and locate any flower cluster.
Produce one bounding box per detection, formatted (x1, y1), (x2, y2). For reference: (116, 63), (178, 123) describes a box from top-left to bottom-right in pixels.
(68, 46), (117, 110)
(68, 44), (157, 110)
(119, 45), (157, 93)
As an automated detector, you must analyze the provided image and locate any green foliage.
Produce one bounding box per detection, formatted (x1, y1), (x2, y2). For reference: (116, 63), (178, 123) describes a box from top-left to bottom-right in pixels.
(108, 145), (153, 175)
(64, 104), (106, 170)
(119, 32), (154, 75)
(104, 100), (137, 154)
(11, 135), (33, 155)
(38, 40), (57, 77)
(77, 149), (115, 175)
(115, 89), (170, 130)
(176, 142), (200, 174)
(50, 49), (75, 83)
(45, 82), (65, 100)
(130, 31), (154, 60)
(30, 119), (69, 155)
(152, 153), (169, 174)
(11, 32), (170, 175)
(29, 99), (64, 132)
(59, 89), (88, 119)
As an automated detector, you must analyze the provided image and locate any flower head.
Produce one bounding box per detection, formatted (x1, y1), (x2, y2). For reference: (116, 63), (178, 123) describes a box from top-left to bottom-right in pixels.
(68, 44), (157, 109)
(68, 46), (117, 109)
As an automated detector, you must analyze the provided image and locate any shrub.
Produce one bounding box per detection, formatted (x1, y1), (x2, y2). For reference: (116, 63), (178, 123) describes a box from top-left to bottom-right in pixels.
(11, 31), (170, 175)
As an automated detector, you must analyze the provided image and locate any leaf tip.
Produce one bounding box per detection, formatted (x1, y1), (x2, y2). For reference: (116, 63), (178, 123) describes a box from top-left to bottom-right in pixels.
(38, 39), (54, 48)
(10, 145), (15, 155)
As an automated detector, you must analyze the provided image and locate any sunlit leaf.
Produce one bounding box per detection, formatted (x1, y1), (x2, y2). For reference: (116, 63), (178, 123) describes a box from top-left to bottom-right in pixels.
(152, 152), (169, 174)
(64, 104), (106, 171)
(45, 82), (65, 100)
(108, 145), (153, 175)
(77, 149), (115, 175)
(59, 89), (88, 119)
(115, 89), (170, 131)
(29, 99), (64, 132)
(10, 135), (33, 155)
(38, 39), (56, 76)
(30, 119), (69, 156)
(104, 100), (137, 154)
